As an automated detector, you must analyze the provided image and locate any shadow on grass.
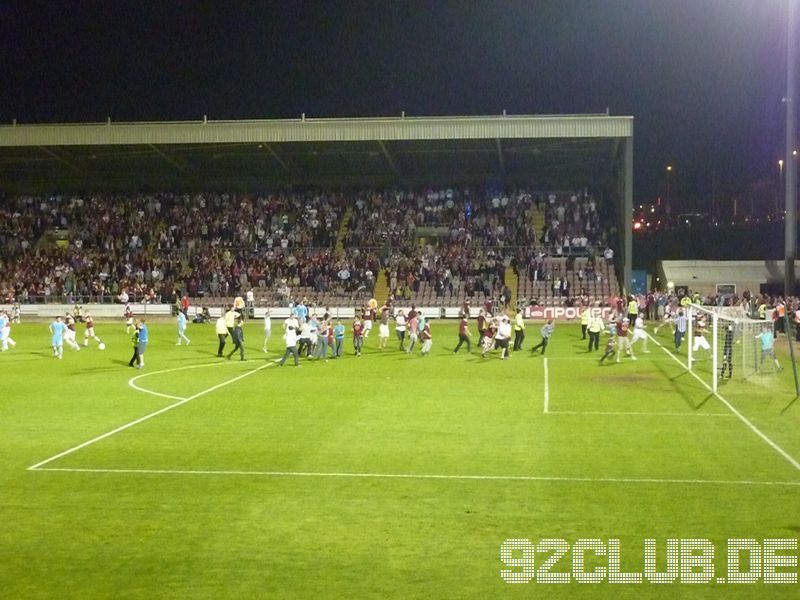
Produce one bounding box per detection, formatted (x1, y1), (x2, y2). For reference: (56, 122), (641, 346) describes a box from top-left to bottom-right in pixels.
(780, 395), (799, 415)
(652, 359), (713, 411)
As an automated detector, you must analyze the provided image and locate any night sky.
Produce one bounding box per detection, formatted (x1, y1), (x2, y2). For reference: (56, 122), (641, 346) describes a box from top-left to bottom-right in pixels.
(0, 0), (793, 208)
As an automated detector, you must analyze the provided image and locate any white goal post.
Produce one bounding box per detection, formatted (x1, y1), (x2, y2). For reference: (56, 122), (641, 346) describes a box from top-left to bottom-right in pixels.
(688, 304), (776, 393)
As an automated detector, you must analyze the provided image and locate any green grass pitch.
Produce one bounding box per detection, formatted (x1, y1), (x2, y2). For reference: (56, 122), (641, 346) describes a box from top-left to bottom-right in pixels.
(2, 317), (800, 598)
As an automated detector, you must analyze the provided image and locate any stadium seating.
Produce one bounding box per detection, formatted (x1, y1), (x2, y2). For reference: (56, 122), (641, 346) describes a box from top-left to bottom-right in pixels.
(0, 188), (618, 309)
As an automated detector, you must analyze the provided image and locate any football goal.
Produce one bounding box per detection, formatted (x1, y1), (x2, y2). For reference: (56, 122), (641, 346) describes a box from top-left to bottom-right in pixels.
(687, 304), (777, 393)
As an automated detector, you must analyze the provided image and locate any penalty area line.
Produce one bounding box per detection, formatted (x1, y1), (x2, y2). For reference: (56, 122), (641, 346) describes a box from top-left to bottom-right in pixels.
(547, 410), (733, 418)
(648, 333), (800, 473)
(28, 361), (275, 471)
(543, 357), (549, 413)
(28, 466), (800, 488)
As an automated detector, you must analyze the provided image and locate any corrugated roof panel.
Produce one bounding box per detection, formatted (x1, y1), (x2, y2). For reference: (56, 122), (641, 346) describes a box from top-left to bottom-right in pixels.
(0, 115), (632, 147)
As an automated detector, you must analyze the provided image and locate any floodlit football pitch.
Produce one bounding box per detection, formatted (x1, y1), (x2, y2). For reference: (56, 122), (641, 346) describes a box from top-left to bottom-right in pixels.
(3, 319), (800, 598)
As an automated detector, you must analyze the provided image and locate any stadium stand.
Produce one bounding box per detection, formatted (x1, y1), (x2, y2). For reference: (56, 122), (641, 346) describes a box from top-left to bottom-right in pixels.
(0, 187), (618, 309)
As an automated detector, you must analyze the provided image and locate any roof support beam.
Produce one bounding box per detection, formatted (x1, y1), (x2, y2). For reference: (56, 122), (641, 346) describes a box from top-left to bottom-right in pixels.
(38, 146), (81, 172)
(264, 143), (291, 173)
(496, 138), (505, 176)
(149, 144), (188, 173)
(377, 140), (399, 174)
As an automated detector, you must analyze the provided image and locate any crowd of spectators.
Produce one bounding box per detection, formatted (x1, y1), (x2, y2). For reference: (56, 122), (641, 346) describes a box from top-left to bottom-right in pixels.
(347, 187), (613, 302)
(0, 186), (615, 306)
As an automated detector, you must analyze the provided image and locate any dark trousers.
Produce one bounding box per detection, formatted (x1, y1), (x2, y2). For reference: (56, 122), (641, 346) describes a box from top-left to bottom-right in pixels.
(588, 331), (600, 351)
(279, 345), (299, 366)
(599, 347), (614, 363)
(581, 324), (587, 340)
(227, 334), (244, 360)
(128, 347), (139, 366)
(298, 338), (312, 357)
(513, 329), (525, 351)
(496, 338), (510, 358)
(720, 347), (733, 378)
(217, 334), (227, 356)
(675, 330), (685, 349)
(397, 330), (406, 350)
(531, 336), (549, 354)
(454, 334), (471, 353)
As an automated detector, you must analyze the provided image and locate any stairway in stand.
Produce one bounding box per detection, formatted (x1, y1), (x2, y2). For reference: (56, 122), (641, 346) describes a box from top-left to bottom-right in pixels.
(335, 206), (353, 253)
(531, 208), (545, 251)
(373, 270), (391, 303)
(504, 264), (519, 310)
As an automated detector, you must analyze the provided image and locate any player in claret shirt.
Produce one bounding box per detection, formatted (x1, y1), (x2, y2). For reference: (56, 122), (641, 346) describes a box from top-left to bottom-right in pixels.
(476, 309), (488, 347)
(453, 314), (472, 354)
(352, 315), (365, 357)
(124, 303), (135, 333)
(481, 316), (498, 358)
(406, 308), (419, 353)
(362, 304), (375, 339)
(63, 315), (82, 352)
(692, 316), (711, 355)
(615, 318), (635, 363)
(83, 312), (104, 347)
(377, 303), (391, 350)
(419, 321), (433, 356)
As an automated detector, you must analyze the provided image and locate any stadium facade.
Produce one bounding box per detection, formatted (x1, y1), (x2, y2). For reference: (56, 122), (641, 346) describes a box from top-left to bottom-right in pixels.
(0, 113), (634, 290)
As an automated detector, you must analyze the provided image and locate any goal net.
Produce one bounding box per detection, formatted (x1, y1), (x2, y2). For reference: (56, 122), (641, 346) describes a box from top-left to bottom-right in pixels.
(687, 304), (777, 393)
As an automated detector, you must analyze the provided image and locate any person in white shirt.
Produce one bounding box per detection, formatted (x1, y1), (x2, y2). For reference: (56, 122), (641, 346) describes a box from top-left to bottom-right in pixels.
(298, 317), (313, 358)
(0, 310), (15, 351)
(279, 316), (300, 366)
(245, 288), (255, 318)
(630, 313), (650, 353)
(495, 315), (513, 360)
(395, 310), (407, 351)
(262, 309), (272, 353)
(215, 315), (228, 357)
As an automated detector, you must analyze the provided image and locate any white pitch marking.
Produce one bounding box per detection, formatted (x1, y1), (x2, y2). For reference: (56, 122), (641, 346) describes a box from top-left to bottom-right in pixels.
(29, 466), (800, 488)
(543, 357), (549, 414)
(648, 333), (800, 473)
(127, 360), (235, 400)
(542, 350), (726, 418)
(28, 362), (275, 471)
(547, 410), (733, 418)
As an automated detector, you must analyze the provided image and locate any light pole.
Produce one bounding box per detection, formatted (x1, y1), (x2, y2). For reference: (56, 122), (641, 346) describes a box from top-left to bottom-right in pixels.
(666, 165), (673, 214)
(779, 159), (784, 216)
(785, 0), (797, 298)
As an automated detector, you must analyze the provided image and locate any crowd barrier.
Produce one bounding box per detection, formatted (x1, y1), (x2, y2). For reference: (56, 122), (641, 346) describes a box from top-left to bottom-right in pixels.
(0, 302), (612, 322)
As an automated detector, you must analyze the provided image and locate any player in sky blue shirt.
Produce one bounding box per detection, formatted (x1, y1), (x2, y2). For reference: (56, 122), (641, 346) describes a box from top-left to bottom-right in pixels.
(50, 316), (67, 359)
(136, 320), (149, 369)
(333, 321), (345, 358)
(177, 311), (190, 346)
(294, 301), (308, 322)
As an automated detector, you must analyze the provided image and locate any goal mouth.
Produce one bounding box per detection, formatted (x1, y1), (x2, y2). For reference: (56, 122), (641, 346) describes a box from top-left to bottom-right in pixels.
(688, 303), (778, 393)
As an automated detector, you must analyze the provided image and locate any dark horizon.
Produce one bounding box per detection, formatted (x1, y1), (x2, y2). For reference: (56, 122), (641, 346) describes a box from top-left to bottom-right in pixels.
(0, 0), (794, 210)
